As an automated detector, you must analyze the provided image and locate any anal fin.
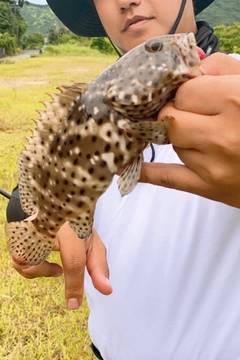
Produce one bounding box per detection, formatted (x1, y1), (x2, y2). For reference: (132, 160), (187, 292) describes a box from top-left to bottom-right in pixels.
(68, 209), (94, 240)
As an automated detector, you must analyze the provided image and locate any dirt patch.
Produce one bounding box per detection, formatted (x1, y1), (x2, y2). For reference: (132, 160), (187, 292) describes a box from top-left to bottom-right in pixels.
(0, 79), (48, 88)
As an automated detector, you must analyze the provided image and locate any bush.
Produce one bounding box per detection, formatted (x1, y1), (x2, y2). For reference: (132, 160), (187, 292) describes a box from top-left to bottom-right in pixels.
(0, 32), (16, 55)
(44, 45), (60, 55)
(60, 33), (91, 47)
(42, 43), (101, 56)
(214, 22), (240, 53)
(21, 32), (44, 50)
(90, 37), (116, 54)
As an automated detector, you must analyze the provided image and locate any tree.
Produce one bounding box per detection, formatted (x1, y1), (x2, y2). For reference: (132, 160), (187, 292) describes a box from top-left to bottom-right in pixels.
(90, 37), (116, 54)
(0, 2), (15, 36)
(1, 0), (28, 7)
(0, 1), (28, 47)
(214, 22), (240, 53)
(0, 0), (27, 51)
(21, 31), (44, 49)
(48, 28), (58, 45)
(0, 32), (16, 55)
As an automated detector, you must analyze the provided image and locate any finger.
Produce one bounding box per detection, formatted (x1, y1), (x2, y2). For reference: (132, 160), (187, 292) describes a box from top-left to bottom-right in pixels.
(86, 229), (112, 295)
(11, 259), (63, 279)
(200, 52), (240, 76)
(159, 106), (215, 149)
(172, 75), (239, 115)
(57, 223), (86, 310)
(139, 162), (213, 199)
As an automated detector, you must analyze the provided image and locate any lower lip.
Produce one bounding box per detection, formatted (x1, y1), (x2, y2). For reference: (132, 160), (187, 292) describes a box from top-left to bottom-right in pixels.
(126, 19), (151, 31)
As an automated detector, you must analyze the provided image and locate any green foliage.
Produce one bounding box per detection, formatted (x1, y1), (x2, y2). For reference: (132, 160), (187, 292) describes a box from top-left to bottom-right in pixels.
(0, 1), (27, 50)
(21, 31), (44, 49)
(19, 0), (240, 38)
(48, 28), (59, 45)
(42, 43), (101, 56)
(59, 32), (91, 47)
(0, 2), (15, 36)
(0, 32), (16, 55)
(21, 3), (63, 35)
(197, 0), (240, 27)
(90, 37), (116, 54)
(214, 22), (240, 53)
(15, 11), (28, 44)
(1, 0), (26, 7)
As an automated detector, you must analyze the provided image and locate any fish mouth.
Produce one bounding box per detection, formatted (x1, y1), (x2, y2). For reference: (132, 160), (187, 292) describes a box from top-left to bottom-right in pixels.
(122, 16), (154, 32)
(197, 46), (206, 60)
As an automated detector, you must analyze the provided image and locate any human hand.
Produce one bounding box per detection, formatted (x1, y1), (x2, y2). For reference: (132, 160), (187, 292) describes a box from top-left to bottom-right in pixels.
(12, 222), (112, 309)
(140, 53), (240, 208)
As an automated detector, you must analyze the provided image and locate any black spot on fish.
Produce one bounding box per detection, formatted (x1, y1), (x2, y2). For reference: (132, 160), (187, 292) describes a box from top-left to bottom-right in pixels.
(101, 161), (107, 167)
(104, 144), (111, 152)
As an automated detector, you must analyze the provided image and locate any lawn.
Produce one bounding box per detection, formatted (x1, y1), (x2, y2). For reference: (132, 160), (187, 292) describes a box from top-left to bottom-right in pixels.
(0, 53), (116, 359)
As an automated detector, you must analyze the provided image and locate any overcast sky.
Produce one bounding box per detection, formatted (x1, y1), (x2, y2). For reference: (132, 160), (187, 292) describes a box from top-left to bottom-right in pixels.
(29, 0), (47, 4)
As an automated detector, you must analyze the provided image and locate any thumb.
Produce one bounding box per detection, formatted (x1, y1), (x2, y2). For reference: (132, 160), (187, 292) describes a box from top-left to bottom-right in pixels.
(86, 229), (113, 295)
(200, 52), (240, 76)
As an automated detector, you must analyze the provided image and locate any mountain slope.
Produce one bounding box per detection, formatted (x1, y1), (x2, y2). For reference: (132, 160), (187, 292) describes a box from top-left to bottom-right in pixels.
(22, 0), (240, 35)
(21, 4), (64, 35)
(197, 0), (240, 26)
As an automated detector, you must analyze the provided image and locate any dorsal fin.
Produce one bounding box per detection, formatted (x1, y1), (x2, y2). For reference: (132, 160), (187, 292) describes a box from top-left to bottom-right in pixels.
(18, 83), (88, 215)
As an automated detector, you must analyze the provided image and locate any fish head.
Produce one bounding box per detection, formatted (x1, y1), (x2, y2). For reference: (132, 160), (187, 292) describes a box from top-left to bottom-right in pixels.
(104, 32), (201, 119)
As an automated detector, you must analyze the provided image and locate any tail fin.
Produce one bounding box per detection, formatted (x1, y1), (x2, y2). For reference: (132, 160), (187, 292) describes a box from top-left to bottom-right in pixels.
(5, 221), (54, 266)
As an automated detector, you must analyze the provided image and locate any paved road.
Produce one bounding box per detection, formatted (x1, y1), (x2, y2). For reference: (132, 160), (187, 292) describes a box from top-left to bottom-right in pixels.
(10, 49), (40, 60)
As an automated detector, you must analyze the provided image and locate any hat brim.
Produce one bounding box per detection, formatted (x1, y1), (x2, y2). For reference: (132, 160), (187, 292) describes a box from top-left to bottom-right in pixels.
(47, 0), (215, 38)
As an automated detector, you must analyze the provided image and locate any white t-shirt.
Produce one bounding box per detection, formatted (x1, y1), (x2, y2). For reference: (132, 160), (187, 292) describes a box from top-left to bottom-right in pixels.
(85, 55), (240, 360)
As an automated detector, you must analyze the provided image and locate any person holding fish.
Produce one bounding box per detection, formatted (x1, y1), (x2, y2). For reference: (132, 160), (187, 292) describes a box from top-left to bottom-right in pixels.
(9, 0), (240, 358)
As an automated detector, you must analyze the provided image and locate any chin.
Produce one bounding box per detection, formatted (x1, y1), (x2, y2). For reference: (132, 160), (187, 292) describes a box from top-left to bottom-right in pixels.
(122, 29), (167, 52)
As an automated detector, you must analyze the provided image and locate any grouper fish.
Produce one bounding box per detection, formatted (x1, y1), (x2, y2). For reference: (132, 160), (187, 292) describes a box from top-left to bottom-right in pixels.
(5, 33), (201, 266)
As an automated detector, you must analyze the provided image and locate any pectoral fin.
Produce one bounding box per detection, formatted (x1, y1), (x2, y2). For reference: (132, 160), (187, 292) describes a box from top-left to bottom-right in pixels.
(120, 116), (173, 145)
(118, 153), (143, 196)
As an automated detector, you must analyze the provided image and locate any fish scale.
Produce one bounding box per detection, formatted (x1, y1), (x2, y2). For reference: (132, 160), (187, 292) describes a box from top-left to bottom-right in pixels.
(5, 33), (201, 266)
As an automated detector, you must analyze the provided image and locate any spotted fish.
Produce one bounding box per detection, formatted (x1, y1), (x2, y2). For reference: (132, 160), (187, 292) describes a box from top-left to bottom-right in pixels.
(5, 33), (201, 266)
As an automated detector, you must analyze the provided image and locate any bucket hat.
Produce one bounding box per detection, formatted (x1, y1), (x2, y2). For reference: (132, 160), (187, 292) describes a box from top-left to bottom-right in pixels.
(47, 0), (215, 38)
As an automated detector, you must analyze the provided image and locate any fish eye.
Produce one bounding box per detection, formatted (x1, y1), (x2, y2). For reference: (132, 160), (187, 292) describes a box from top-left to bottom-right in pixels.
(145, 40), (163, 53)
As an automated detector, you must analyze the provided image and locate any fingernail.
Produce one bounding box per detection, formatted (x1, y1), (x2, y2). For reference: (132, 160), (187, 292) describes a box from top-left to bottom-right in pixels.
(104, 277), (110, 284)
(67, 298), (79, 310)
(105, 277), (112, 288)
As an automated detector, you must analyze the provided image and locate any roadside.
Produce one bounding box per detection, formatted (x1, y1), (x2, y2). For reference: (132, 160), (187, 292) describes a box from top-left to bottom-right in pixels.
(9, 49), (40, 60)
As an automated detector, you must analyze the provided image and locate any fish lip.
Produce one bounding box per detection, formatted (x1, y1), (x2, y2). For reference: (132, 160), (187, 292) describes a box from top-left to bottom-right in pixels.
(122, 16), (153, 32)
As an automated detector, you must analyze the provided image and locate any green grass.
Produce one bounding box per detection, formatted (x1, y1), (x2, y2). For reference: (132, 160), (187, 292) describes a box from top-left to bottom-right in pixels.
(0, 54), (117, 359)
(42, 44), (102, 57)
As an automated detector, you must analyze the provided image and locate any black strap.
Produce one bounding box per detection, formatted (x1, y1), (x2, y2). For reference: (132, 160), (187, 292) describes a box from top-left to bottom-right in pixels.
(0, 188), (11, 199)
(5, 185), (29, 222)
(170, 0), (187, 34)
(91, 343), (104, 360)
